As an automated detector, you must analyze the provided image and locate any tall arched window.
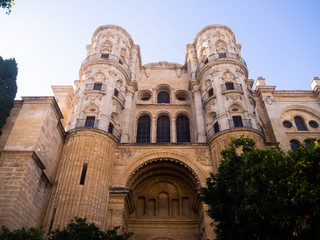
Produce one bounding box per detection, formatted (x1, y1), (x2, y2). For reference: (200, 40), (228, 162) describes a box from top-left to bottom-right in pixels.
(157, 91), (170, 103)
(136, 115), (151, 143)
(290, 139), (300, 152)
(157, 115), (170, 143)
(176, 115), (190, 143)
(294, 116), (307, 131)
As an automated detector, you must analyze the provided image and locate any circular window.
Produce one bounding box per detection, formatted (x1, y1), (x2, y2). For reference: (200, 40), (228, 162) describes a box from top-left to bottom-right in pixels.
(309, 120), (319, 128)
(283, 120), (293, 128)
(175, 90), (189, 101)
(138, 90), (152, 101)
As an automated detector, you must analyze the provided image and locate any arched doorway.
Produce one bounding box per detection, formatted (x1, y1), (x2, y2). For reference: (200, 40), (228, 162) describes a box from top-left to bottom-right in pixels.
(125, 158), (204, 240)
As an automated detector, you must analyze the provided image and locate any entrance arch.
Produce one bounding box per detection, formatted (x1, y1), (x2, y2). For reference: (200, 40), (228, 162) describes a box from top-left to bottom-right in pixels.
(125, 158), (205, 240)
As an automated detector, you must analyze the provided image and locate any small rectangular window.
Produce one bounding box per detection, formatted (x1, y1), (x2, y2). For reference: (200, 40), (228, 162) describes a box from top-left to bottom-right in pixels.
(219, 53), (227, 58)
(80, 163), (88, 185)
(208, 88), (214, 97)
(108, 123), (114, 134)
(233, 116), (243, 127)
(85, 116), (95, 127)
(101, 54), (109, 59)
(114, 89), (119, 97)
(226, 82), (235, 90)
(93, 83), (102, 90)
(214, 122), (220, 133)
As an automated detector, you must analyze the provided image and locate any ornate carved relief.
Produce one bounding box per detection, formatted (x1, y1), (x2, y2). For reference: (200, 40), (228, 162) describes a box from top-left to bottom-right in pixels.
(114, 148), (136, 166)
(263, 96), (276, 105)
(195, 149), (212, 166)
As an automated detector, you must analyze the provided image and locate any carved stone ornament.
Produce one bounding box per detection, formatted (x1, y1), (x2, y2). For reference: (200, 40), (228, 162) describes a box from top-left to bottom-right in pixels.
(210, 68), (218, 77)
(145, 68), (151, 78)
(196, 149), (212, 166)
(176, 68), (182, 78)
(263, 95), (276, 105)
(114, 148), (136, 166)
(109, 70), (117, 77)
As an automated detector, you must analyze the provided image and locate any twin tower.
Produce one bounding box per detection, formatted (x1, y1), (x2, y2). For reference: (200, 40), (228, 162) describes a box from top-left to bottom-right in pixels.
(0, 25), (266, 240)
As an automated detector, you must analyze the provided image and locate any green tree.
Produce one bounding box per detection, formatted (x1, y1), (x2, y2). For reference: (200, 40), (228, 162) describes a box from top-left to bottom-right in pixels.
(48, 217), (133, 240)
(0, 0), (14, 14)
(0, 225), (43, 240)
(0, 56), (17, 135)
(201, 136), (320, 240)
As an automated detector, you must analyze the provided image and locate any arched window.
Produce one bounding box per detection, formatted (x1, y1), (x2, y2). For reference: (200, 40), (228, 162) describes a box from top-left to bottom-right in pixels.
(136, 115), (151, 143)
(157, 91), (170, 103)
(290, 139), (300, 152)
(157, 115), (170, 143)
(294, 116), (307, 131)
(176, 115), (190, 143)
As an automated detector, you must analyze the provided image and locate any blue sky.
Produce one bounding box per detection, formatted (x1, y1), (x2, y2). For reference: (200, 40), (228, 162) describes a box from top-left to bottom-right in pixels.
(0, 0), (319, 99)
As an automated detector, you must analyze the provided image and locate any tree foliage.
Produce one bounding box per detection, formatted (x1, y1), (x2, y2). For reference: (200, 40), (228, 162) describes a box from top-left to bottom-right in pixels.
(0, 217), (132, 240)
(0, 225), (43, 240)
(0, 0), (14, 14)
(201, 136), (320, 240)
(0, 56), (17, 135)
(48, 217), (133, 240)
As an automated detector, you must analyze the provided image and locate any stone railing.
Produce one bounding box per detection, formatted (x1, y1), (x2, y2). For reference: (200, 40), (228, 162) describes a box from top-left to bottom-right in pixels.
(75, 119), (121, 141)
(81, 53), (131, 80)
(221, 83), (243, 93)
(201, 89), (214, 104)
(195, 52), (247, 78)
(114, 89), (126, 106)
(85, 83), (107, 92)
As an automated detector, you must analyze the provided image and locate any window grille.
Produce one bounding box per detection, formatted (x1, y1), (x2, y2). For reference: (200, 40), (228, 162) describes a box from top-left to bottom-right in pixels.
(136, 115), (151, 143)
(157, 115), (170, 143)
(157, 91), (170, 103)
(176, 115), (190, 143)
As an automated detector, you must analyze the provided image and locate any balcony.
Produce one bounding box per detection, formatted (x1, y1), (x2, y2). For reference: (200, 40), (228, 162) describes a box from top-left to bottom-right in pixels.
(206, 119), (258, 141)
(75, 119), (121, 141)
(195, 52), (247, 78)
(201, 89), (215, 104)
(85, 83), (107, 92)
(221, 83), (243, 93)
(81, 53), (131, 80)
(113, 89), (126, 107)
(229, 119), (252, 128)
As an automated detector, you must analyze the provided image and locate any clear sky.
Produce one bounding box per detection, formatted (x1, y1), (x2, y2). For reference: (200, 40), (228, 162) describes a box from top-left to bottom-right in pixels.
(0, 0), (319, 99)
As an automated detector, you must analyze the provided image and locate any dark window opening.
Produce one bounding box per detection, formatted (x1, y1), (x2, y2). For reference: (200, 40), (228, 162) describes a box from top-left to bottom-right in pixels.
(214, 122), (220, 134)
(114, 89), (119, 98)
(208, 88), (214, 97)
(294, 116), (307, 131)
(137, 115), (151, 143)
(204, 58), (208, 64)
(176, 115), (190, 143)
(233, 116), (243, 127)
(219, 52), (227, 58)
(119, 59), (123, 64)
(157, 91), (170, 103)
(93, 83), (102, 90)
(283, 120), (293, 128)
(226, 82), (235, 90)
(157, 115), (170, 143)
(101, 54), (109, 59)
(108, 122), (114, 134)
(309, 120), (319, 128)
(290, 140), (300, 152)
(80, 163), (88, 185)
(85, 116), (95, 128)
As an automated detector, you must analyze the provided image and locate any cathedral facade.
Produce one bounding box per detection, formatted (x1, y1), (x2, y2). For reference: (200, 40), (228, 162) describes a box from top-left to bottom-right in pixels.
(1, 24), (320, 240)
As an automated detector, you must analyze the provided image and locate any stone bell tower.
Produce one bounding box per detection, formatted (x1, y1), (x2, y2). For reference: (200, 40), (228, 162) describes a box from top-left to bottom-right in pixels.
(45, 25), (139, 231)
(187, 25), (265, 170)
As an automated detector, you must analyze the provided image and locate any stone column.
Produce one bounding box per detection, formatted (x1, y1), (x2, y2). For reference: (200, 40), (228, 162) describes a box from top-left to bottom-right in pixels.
(121, 83), (135, 143)
(191, 81), (206, 142)
(171, 117), (176, 143)
(151, 117), (157, 143)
